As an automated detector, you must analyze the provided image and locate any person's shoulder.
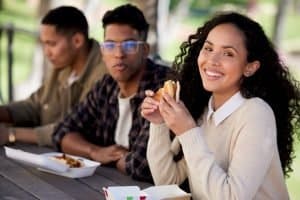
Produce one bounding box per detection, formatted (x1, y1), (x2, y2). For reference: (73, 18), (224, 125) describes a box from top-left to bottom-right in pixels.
(95, 74), (113, 84)
(244, 97), (272, 112)
(89, 38), (100, 50)
(146, 58), (176, 78)
(147, 58), (170, 69)
(239, 97), (275, 120)
(93, 74), (117, 90)
(84, 74), (116, 99)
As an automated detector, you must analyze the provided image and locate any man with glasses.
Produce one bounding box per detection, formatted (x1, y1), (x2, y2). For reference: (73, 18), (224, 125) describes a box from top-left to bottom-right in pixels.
(0, 6), (106, 146)
(52, 4), (174, 182)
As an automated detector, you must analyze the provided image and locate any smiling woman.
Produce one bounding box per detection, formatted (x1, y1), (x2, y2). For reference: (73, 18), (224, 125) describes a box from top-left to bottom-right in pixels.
(141, 11), (300, 200)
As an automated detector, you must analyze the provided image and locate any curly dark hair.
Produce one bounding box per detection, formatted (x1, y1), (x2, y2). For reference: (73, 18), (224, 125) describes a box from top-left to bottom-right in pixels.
(173, 12), (300, 177)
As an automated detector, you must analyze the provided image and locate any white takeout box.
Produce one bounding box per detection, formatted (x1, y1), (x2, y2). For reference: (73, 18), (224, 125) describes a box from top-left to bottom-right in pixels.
(4, 146), (100, 178)
(103, 184), (191, 200)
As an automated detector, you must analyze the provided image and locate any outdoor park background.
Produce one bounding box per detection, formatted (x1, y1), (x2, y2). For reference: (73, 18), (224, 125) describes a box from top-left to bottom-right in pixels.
(0, 0), (299, 198)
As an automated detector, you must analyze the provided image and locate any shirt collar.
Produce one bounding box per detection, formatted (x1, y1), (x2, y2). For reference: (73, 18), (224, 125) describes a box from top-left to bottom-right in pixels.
(207, 91), (246, 126)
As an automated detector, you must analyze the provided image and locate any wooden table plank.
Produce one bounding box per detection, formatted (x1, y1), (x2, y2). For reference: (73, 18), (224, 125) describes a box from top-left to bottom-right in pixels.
(79, 173), (117, 191)
(0, 156), (75, 200)
(0, 175), (37, 200)
(26, 167), (102, 200)
(96, 166), (152, 189)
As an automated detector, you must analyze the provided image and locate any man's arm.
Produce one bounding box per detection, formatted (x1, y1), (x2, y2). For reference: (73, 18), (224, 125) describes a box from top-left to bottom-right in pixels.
(0, 85), (44, 127)
(0, 122), (58, 146)
(0, 126), (37, 145)
(0, 106), (13, 123)
(14, 128), (38, 143)
(60, 133), (95, 158)
(61, 132), (125, 164)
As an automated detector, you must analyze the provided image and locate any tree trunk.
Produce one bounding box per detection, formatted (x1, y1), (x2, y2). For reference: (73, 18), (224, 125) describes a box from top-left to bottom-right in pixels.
(157, 0), (170, 56)
(272, 0), (290, 49)
(37, 0), (51, 18)
(129, 0), (159, 56)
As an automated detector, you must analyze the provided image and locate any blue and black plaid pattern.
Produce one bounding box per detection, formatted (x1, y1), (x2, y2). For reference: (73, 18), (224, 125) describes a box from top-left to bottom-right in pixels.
(53, 59), (174, 182)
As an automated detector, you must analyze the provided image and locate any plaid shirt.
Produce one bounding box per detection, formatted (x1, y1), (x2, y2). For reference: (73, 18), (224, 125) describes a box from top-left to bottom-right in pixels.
(53, 59), (174, 182)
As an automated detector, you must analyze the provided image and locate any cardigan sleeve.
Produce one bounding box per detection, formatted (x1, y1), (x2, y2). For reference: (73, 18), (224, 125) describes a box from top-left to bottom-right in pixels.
(147, 123), (188, 185)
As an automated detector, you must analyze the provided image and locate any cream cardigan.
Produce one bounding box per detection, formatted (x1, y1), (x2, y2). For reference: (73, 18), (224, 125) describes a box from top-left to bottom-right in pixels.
(147, 95), (289, 200)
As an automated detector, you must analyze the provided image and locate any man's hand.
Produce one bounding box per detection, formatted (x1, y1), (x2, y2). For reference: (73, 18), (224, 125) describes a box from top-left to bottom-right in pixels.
(90, 145), (128, 164)
(116, 154), (127, 174)
(0, 125), (9, 145)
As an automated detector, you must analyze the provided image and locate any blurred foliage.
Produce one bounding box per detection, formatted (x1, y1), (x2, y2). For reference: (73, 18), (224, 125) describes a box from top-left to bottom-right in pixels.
(0, 0), (38, 29)
(170, 0), (248, 12)
(169, 0), (181, 11)
(0, 0), (38, 102)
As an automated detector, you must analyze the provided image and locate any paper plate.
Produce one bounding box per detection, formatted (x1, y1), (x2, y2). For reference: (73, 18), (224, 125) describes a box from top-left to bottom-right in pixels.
(39, 152), (101, 178)
(4, 147), (101, 178)
(4, 146), (69, 172)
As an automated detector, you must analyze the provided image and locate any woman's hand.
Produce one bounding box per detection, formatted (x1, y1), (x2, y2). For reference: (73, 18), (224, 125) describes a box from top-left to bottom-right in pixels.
(141, 90), (164, 124)
(159, 92), (197, 135)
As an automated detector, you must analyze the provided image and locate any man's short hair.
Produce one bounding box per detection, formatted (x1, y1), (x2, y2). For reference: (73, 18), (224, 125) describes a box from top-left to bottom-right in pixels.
(41, 6), (89, 39)
(102, 4), (149, 41)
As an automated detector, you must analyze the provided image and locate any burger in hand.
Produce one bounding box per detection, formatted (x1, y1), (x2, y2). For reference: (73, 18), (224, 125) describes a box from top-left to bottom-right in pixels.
(153, 80), (180, 102)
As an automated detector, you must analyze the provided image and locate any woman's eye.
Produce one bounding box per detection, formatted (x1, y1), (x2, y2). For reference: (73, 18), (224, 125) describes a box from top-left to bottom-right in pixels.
(203, 46), (212, 51)
(223, 51), (233, 57)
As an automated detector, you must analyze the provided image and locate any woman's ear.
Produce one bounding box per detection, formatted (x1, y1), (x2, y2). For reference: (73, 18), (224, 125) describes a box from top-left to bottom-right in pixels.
(244, 61), (260, 77)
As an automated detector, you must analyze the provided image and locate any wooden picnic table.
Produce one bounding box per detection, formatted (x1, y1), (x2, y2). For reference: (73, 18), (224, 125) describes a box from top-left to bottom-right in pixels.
(0, 143), (152, 200)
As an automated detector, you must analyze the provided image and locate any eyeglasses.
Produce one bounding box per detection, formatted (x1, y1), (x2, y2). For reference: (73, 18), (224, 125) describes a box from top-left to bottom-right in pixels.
(100, 40), (144, 54)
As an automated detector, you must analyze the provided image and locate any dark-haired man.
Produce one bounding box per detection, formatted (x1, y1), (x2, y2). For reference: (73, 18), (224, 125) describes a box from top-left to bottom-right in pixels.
(0, 6), (106, 146)
(52, 4), (173, 182)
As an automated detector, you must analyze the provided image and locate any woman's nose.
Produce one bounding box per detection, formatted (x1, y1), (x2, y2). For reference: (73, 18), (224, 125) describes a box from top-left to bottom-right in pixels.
(208, 52), (221, 66)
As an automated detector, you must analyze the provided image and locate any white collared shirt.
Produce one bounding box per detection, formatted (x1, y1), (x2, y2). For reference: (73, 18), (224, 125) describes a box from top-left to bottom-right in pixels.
(206, 91), (246, 126)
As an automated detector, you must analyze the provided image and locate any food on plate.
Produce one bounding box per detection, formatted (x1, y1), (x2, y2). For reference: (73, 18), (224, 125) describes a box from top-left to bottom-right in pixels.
(153, 80), (180, 102)
(51, 153), (84, 168)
